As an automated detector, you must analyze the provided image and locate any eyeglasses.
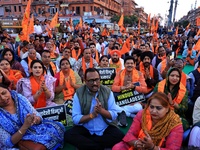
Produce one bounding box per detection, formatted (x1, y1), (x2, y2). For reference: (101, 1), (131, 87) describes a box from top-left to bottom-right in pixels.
(86, 78), (100, 84)
(149, 105), (163, 111)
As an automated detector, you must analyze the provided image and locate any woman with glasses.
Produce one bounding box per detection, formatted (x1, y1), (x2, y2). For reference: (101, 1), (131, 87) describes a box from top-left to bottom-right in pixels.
(113, 92), (183, 150)
(55, 58), (82, 101)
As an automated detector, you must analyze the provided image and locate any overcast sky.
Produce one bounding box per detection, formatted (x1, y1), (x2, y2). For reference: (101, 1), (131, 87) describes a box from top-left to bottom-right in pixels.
(136, 0), (199, 21)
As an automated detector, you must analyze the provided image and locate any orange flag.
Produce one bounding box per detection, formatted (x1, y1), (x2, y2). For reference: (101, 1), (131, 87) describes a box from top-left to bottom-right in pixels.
(147, 13), (151, 25)
(151, 17), (155, 34)
(186, 23), (190, 31)
(120, 26), (126, 33)
(138, 19), (141, 35)
(120, 38), (130, 55)
(28, 14), (34, 35)
(118, 14), (124, 27)
(194, 39), (200, 51)
(175, 26), (179, 36)
(196, 18), (200, 26)
(78, 17), (83, 28)
(196, 29), (200, 37)
(50, 12), (58, 28)
(22, 0), (31, 41)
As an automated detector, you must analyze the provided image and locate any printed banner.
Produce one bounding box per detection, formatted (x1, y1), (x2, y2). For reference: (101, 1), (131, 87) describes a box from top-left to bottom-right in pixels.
(97, 68), (116, 85)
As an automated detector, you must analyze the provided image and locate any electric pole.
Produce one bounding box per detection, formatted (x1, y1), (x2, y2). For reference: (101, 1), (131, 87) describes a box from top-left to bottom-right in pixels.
(168, 0), (174, 27)
(173, 0), (178, 23)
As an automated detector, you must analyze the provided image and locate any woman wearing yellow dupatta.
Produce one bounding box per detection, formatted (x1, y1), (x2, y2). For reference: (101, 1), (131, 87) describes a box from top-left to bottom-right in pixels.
(113, 92), (183, 150)
(55, 58), (82, 101)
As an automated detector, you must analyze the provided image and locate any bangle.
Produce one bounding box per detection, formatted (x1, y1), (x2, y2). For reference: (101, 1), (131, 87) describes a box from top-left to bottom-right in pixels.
(150, 144), (155, 150)
(89, 113), (94, 119)
(18, 129), (23, 135)
(133, 140), (139, 148)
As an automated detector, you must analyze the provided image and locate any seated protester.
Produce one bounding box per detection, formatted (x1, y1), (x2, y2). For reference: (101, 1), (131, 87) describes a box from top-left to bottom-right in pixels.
(182, 42), (196, 65)
(1, 48), (26, 77)
(0, 59), (23, 90)
(0, 83), (65, 150)
(154, 68), (189, 131)
(21, 48), (38, 77)
(151, 40), (159, 54)
(152, 46), (166, 68)
(71, 40), (84, 61)
(65, 68), (124, 150)
(90, 42), (100, 63)
(112, 56), (147, 118)
(21, 43), (41, 60)
(33, 38), (44, 55)
(99, 55), (109, 68)
(109, 50), (124, 73)
(17, 60), (56, 108)
(41, 50), (57, 77)
(17, 40), (29, 59)
(48, 38), (60, 54)
(189, 60), (200, 102)
(131, 49), (142, 67)
(45, 42), (59, 61)
(188, 97), (200, 148)
(104, 39), (114, 56)
(59, 38), (67, 54)
(55, 58), (82, 101)
(74, 48), (98, 81)
(56, 47), (76, 71)
(113, 92), (183, 150)
(145, 42), (151, 51)
(136, 51), (161, 98)
(139, 44), (147, 52)
(157, 51), (175, 78)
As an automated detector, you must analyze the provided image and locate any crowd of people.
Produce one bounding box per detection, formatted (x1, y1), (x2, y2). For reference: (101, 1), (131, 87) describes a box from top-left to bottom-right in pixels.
(0, 17), (200, 150)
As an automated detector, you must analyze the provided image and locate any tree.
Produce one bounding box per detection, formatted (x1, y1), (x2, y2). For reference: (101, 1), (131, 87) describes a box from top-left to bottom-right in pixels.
(110, 15), (138, 26)
(174, 20), (189, 28)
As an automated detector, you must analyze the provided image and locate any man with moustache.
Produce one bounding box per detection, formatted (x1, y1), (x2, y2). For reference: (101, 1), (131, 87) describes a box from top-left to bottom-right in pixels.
(131, 49), (142, 67)
(109, 50), (124, 73)
(74, 48), (98, 81)
(65, 68), (124, 150)
(136, 51), (161, 98)
(112, 56), (147, 124)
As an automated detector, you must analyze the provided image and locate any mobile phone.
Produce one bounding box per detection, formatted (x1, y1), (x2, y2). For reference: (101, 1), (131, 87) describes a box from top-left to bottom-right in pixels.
(169, 52), (175, 60)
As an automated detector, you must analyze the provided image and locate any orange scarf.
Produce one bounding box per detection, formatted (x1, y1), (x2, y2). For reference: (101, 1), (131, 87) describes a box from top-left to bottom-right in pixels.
(119, 69), (139, 86)
(157, 54), (166, 61)
(82, 57), (93, 73)
(30, 76), (46, 108)
(157, 79), (186, 107)
(59, 43), (67, 52)
(109, 59), (122, 73)
(50, 51), (57, 59)
(181, 72), (187, 87)
(49, 61), (57, 75)
(59, 69), (76, 100)
(72, 49), (81, 60)
(7, 70), (23, 85)
(28, 56), (36, 68)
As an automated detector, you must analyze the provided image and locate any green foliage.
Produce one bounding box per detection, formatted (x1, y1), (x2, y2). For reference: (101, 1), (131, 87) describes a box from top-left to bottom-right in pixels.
(174, 20), (190, 28)
(110, 15), (138, 26)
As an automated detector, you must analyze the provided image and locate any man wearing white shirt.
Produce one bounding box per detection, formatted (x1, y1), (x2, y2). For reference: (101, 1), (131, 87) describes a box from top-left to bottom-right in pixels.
(34, 20), (43, 37)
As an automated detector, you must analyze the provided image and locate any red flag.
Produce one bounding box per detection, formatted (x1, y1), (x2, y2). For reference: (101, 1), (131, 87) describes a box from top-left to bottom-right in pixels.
(50, 12), (58, 28)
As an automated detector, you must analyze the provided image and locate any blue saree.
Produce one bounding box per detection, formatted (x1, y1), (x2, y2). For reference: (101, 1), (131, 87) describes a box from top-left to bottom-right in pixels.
(0, 90), (65, 150)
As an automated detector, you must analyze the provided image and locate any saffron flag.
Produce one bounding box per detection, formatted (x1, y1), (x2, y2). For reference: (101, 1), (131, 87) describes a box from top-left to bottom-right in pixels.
(194, 39), (200, 51)
(118, 14), (124, 27)
(175, 26), (179, 36)
(196, 29), (200, 37)
(120, 38), (130, 55)
(197, 18), (200, 26)
(28, 14), (34, 35)
(78, 17), (83, 28)
(147, 13), (151, 25)
(21, 0), (31, 41)
(50, 12), (58, 28)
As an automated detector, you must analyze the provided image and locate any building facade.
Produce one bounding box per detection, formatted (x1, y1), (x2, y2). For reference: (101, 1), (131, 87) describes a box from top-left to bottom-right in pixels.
(134, 7), (148, 24)
(121, 0), (137, 16)
(0, 0), (121, 18)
